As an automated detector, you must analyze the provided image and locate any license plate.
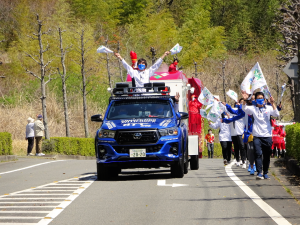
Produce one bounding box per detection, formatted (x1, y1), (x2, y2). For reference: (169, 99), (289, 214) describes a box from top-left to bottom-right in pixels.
(130, 149), (146, 158)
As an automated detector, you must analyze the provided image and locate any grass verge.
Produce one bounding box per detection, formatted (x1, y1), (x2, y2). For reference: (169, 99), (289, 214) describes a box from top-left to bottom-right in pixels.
(271, 171), (300, 205)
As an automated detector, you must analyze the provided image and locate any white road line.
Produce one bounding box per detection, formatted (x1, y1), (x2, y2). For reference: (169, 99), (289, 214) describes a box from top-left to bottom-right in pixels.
(37, 176), (96, 225)
(0, 211), (51, 213)
(0, 206), (55, 208)
(0, 216), (44, 219)
(0, 160), (66, 175)
(225, 162), (291, 225)
(0, 223), (37, 225)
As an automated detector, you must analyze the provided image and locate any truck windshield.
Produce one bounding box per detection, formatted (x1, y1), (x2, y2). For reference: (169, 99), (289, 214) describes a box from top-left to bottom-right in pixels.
(107, 100), (174, 120)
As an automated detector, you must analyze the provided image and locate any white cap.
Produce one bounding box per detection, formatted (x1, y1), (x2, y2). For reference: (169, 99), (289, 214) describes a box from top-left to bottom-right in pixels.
(27, 117), (34, 123)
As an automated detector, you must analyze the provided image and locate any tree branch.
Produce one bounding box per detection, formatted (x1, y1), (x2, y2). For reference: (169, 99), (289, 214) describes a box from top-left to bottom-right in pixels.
(26, 69), (41, 80)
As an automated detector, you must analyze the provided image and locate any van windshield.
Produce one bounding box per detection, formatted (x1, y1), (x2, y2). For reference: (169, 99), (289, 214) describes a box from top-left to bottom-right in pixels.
(107, 100), (173, 120)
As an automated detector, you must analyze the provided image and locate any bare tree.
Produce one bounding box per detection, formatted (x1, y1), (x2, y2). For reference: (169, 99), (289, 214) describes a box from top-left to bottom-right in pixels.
(220, 60), (227, 102)
(74, 29), (93, 138)
(192, 60), (198, 78)
(147, 47), (157, 65)
(104, 37), (113, 88)
(275, 1), (300, 122)
(25, 14), (53, 140)
(117, 41), (124, 82)
(57, 27), (71, 137)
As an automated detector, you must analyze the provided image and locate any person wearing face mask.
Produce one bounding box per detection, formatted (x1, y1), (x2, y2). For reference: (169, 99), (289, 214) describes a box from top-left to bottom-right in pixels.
(241, 91), (280, 180)
(205, 129), (215, 158)
(168, 58), (179, 73)
(222, 98), (246, 168)
(188, 95), (202, 134)
(114, 51), (170, 92)
(209, 112), (232, 165)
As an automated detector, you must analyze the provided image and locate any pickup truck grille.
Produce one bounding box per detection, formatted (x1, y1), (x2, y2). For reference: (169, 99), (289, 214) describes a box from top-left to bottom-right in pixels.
(114, 144), (164, 154)
(115, 130), (159, 145)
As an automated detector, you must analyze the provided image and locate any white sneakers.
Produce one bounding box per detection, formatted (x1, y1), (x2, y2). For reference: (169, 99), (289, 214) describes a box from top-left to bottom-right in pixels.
(27, 153), (34, 156)
(236, 162), (240, 167)
(242, 163), (246, 169)
(35, 153), (45, 156)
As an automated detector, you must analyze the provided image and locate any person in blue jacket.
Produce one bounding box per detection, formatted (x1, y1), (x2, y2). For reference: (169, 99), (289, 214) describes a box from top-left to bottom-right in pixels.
(222, 99), (246, 168)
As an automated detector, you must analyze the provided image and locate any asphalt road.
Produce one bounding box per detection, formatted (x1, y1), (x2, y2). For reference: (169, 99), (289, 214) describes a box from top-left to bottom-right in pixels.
(0, 157), (299, 225)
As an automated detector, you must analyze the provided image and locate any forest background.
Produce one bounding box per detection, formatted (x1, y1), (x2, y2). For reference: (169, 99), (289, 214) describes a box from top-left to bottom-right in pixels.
(0, 0), (292, 153)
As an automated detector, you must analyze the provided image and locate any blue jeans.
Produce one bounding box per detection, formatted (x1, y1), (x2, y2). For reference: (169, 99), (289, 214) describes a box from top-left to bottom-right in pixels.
(253, 137), (272, 175)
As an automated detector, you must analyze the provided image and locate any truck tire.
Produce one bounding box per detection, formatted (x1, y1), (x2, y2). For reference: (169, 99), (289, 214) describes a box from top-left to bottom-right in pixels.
(171, 142), (184, 178)
(97, 163), (110, 180)
(190, 145), (199, 170)
(184, 139), (189, 174)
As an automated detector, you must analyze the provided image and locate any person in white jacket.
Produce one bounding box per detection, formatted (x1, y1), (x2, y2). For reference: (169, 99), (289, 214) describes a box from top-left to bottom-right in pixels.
(25, 117), (35, 156)
(114, 51), (170, 92)
(241, 91), (279, 180)
(209, 112), (232, 165)
(34, 114), (45, 156)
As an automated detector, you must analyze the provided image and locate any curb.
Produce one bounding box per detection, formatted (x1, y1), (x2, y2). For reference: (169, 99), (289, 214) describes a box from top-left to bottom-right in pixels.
(285, 157), (300, 177)
(43, 154), (95, 160)
(0, 155), (18, 162)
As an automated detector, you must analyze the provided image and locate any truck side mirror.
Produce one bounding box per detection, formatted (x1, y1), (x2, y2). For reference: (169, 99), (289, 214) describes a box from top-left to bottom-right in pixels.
(91, 114), (103, 122)
(179, 112), (189, 120)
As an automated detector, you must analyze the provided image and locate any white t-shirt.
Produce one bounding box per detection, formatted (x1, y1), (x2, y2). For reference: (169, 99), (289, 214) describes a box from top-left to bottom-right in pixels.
(122, 58), (163, 92)
(242, 105), (279, 137)
(209, 119), (232, 142)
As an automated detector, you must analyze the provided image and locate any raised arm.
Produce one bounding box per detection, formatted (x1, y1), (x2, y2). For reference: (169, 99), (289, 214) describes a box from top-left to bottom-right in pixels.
(269, 96), (280, 117)
(225, 103), (238, 115)
(223, 108), (245, 124)
(209, 119), (221, 129)
(149, 51), (170, 76)
(114, 53), (135, 78)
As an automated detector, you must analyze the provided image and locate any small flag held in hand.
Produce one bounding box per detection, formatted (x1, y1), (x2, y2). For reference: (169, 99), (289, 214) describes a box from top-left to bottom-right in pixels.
(97, 45), (114, 54)
(170, 43), (183, 55)
(226, 89), (238, 102)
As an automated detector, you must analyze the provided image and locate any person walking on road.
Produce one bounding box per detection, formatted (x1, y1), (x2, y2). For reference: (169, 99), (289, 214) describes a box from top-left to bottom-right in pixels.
(34, 114), (45, 156)
(25, 117), (35, 156)
(209, 112), (232, 165)
(205, 129), (215, 158)
(222, 99), (246, 168)
(241, 91), (279, 180)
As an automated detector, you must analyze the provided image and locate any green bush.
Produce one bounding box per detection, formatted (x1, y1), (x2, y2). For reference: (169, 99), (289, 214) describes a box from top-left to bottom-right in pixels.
(286, 123), (300, 164)
(0, 132), (12, 155)
(202, 142), (223, 158)
(42, 137), (95, 156)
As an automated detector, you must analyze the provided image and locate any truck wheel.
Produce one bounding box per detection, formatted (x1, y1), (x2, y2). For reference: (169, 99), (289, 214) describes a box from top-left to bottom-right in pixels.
(171, 144), (184, 178)
(184, 139), (189, 174)
(190, 145), (199, 170)
(97, 163), (110, 180)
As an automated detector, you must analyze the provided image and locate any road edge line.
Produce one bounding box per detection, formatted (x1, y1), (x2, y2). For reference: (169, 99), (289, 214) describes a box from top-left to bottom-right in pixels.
(225, 162), (291, 225)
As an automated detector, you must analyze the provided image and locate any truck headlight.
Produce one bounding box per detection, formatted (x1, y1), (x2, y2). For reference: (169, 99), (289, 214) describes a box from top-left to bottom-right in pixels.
(159, 126), (178, 137)
(98, 129), (116, 138)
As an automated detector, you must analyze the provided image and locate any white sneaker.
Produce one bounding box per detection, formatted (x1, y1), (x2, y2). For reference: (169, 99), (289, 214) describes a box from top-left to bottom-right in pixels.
(242, 163), (246, 169)
(236, 162), (240, 167)
(36, 153), (45, 156)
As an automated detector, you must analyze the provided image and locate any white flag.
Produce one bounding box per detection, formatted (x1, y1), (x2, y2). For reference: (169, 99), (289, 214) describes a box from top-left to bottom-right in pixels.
(207, 100), (224, 122)
(170, 43), (183, 55)
(241, 62), (267, 94)
(97, 45), (114, 54)
(260, 85), (271, 99)
(198, 87), (214, 105)
(226, 89), (238, 102)
(279, 83), (287, 103)
(200, 109), (208, 118)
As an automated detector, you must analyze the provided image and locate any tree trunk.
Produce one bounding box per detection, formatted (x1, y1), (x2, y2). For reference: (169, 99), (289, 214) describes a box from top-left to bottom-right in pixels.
(80, 30), (89, 138)
(41, 78), (49, 139)
(222, 61), (227, 102)
(58, 27), (70, 137)
(296, 35), (300, 122)
(38, 17), (49, 140)
(106, 53), (112, 88)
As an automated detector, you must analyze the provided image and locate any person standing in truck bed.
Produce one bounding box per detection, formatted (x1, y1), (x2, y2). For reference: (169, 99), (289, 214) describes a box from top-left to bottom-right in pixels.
(114, 51), (170, 92)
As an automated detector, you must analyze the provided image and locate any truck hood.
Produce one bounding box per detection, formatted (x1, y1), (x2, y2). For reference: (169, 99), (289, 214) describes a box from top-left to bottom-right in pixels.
(102, 118), (177, 130)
